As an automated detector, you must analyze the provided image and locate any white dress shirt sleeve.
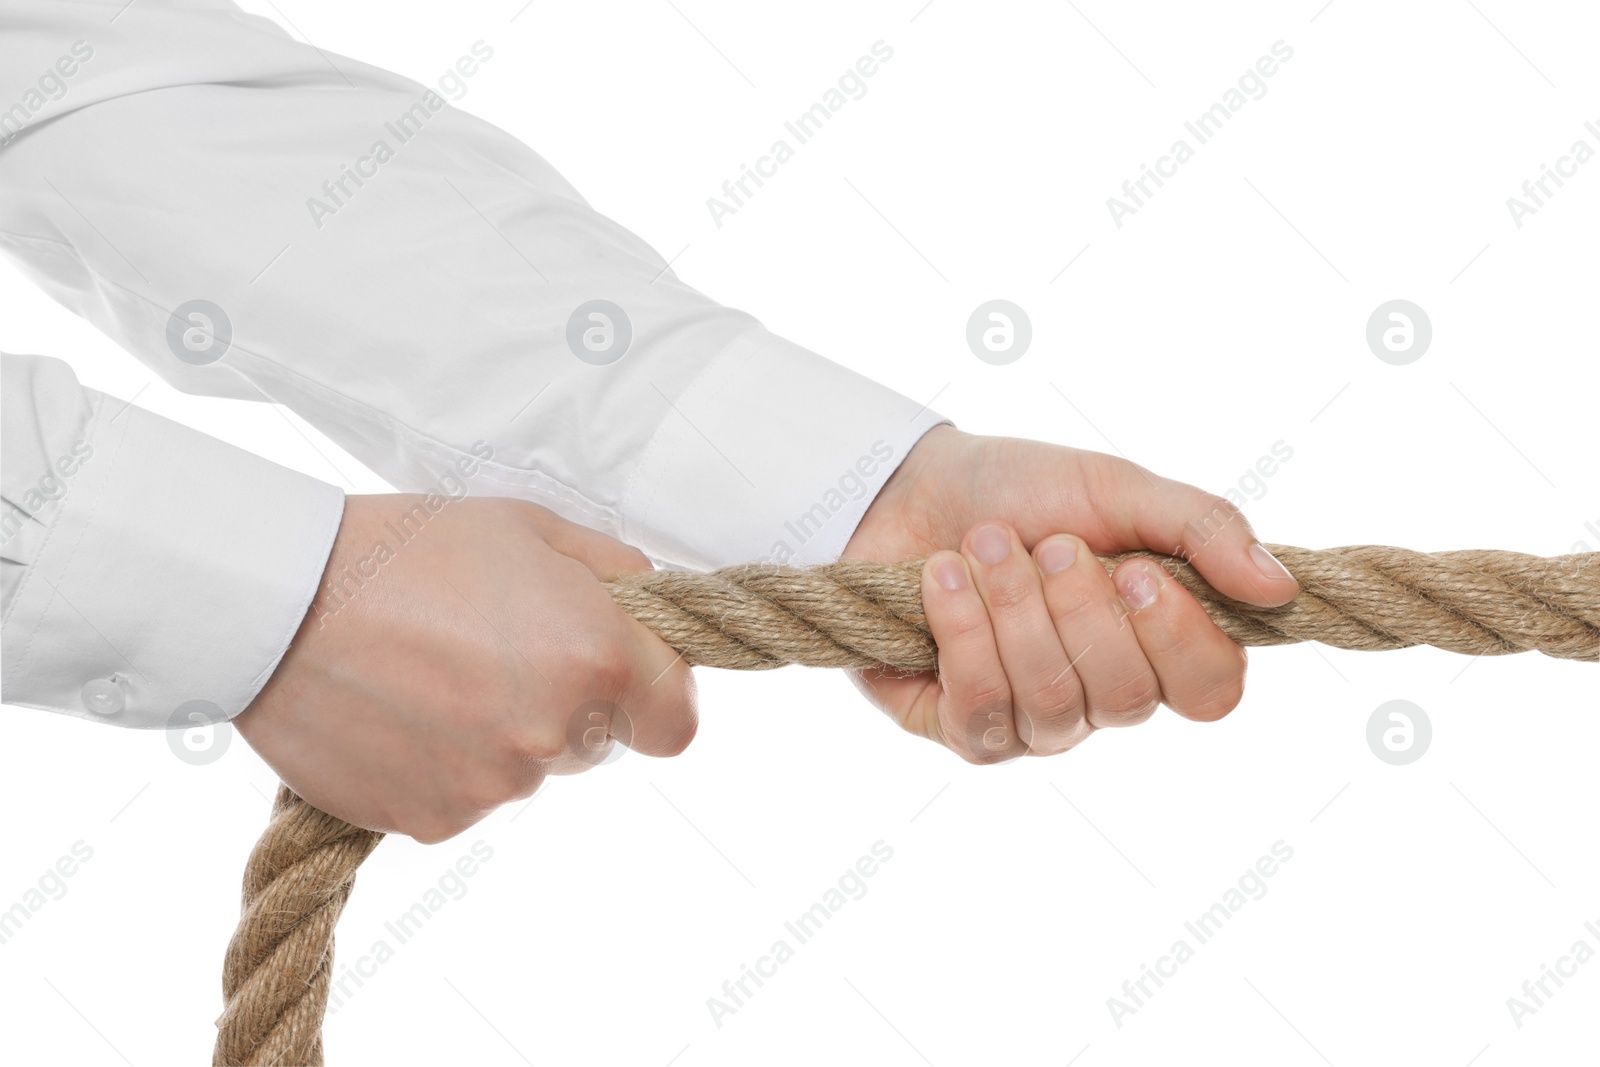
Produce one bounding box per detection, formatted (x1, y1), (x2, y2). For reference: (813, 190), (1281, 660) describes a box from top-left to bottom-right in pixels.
(2, 352), (345, 729)
(0, 0), (948, 570)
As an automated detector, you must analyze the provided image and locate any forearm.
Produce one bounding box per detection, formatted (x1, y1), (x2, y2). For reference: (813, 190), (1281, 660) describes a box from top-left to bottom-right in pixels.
(0, 0), (946, 569)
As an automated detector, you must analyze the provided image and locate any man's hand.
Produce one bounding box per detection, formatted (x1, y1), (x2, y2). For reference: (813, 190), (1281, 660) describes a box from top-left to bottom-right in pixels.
(842, 426), (1299, 763)
(235, 495), (696, 843)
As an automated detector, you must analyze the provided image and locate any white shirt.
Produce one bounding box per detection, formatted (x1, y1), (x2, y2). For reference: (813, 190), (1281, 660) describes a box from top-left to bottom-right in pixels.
(0, 0), (947, 730)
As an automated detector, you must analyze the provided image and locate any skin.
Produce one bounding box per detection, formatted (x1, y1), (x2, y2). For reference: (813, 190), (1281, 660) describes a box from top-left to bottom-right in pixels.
(235, 495), (695, 843)
(238, 426), (1298, 839)
(840, 425), (1299, 763)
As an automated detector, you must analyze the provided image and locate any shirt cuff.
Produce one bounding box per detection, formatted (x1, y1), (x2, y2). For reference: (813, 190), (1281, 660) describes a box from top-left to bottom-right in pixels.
(1, 389), (345, 729)
(620, 327), (949, 569)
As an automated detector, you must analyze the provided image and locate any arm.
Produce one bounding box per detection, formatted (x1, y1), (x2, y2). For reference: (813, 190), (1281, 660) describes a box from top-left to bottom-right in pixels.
(0, 0), (947, 572)
(1, 353), (694, 842)
(3, 0), (1297, 786)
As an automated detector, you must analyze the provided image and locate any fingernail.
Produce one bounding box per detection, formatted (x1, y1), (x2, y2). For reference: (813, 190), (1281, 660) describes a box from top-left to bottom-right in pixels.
(1250, 542), (1293, 582)
(971, 524), (1011, 566)
(1117, 562), (1160, 610)
(1036, 537), (1078, 575)
(933, 555), (969, 591)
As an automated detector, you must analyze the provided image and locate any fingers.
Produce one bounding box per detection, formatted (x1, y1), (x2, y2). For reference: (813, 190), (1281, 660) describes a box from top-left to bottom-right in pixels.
(614, 615), (699, 758)
(524, 550), (697, 774)
(1098, 459), (1298, 609)
(519, 507), (693, 761)
(1110, 557), (1248, 722)
(963, 523), (1089, 755)
(865, 523), (1249, 764)
(1032, 534), (1161, 729)
(920, 551), (1027, 763)
(544, 643), (696, 771)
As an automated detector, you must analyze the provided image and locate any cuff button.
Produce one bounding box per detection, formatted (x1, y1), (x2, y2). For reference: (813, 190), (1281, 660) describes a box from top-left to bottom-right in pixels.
(82, 676), (126, 716)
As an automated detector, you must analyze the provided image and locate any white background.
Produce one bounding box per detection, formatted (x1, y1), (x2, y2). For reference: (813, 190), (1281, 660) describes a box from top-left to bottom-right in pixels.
(3, 1), (1598, 1064)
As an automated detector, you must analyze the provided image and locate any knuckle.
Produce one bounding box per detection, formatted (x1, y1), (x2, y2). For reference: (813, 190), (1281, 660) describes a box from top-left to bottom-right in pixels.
(512, 720), (568, 763)
(572, 631), (637, 696)
(1140, 618), (1202, 661)
(951, 701), (1017, 765)
(566, 700), (620, 764)
(935, 600), (992, 645)
(1093, 673), (1162, 725)
(489, 758), (545, 804)
(1018, 694), (1089, 753)
(954, 675), (1011, 716)
(1182, 494), (1247, 557)
(1021, 673), (1084, 731)
(1174, 670), (1246, 722)
(507, 767), (548, 801)
(459, 765), (527, 814)
(1102, 455), (1152, 488)
(977, 572), (1035, 615)
(461, 785), (508, 816)
(1047, 581), (1118, 629)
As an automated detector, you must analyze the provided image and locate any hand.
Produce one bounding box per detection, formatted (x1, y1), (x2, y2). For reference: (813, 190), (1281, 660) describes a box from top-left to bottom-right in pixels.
(842, 426), (1298, 763)
(235, 495), (696, 842)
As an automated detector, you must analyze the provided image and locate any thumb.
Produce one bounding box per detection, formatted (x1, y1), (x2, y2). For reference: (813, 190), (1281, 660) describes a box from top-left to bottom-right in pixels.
(517, 503), (654, 581)
(1098, 458), (1299, 608)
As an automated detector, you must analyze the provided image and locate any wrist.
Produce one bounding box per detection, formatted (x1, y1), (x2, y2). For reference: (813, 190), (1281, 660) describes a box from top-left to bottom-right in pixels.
(844, 424), (967, 561)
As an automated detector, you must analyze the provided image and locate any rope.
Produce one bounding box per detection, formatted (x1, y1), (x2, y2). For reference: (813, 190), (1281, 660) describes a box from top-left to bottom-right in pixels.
(608, 545), (1600, 666)
(214, 784), (382, 1066)
(214, 545), (1599, 1064)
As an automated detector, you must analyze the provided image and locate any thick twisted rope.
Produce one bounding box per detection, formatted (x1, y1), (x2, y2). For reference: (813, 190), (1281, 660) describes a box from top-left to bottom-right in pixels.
(608, 545), (1600, 667)
(215, 545), (1599, 1064)
(214, 784), (383, 1065)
